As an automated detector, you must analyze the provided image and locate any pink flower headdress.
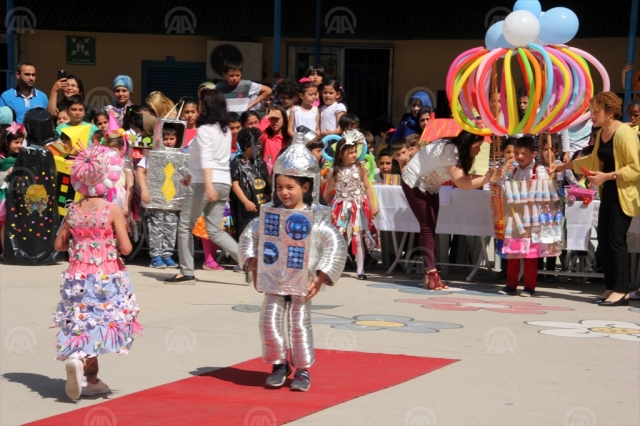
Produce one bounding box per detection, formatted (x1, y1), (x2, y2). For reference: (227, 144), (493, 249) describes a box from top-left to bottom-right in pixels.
(71, 145), (123, 197)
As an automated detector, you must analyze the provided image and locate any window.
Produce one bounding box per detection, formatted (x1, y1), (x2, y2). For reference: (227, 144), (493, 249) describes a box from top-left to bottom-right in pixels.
(142, 60), (206, 105)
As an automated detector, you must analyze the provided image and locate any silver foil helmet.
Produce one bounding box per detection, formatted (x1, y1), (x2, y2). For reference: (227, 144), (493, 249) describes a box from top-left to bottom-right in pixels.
(272, 131), (321, 205)
(153, 117), (187, 151)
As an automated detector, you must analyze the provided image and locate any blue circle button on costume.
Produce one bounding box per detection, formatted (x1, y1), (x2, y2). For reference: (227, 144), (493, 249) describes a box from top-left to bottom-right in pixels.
(263, 242), (279, 265)
(285, 214), (311, 240)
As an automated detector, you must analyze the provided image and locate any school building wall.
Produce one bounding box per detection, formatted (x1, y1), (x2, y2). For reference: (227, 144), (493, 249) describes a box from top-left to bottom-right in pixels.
(19, 30), (636, 125)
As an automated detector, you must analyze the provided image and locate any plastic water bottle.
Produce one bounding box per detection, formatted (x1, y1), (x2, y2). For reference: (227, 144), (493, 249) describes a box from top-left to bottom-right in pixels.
(553, 210), (564, 241)
(539, 205), (548, 226)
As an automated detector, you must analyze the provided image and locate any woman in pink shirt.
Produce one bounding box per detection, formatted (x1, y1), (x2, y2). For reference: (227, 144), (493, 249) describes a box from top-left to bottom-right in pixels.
(259, 105), (291, 174)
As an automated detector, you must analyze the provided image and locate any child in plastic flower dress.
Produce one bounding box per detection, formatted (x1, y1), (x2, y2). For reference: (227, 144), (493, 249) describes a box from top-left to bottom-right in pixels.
(53, 145), (142, 401)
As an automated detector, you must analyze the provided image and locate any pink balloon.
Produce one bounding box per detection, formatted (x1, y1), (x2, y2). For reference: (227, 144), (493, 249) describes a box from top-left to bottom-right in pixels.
(459, 70), (478, 121)
(475, 48), (510, 136)
(551, 47), (586, 124)
(446, 47), (484, 100)
(565, 46), (611, 128)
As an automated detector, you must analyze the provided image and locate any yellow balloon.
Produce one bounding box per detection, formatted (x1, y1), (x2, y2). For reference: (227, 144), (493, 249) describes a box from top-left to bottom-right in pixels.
(451, 55), (491, 136)
(503, 50), (519, 135)
(531, 52), (572, 134)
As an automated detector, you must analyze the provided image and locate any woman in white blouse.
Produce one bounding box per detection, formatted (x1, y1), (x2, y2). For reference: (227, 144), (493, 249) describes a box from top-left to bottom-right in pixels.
(402, 131), (494, 290)
(166, 89), (239, 284)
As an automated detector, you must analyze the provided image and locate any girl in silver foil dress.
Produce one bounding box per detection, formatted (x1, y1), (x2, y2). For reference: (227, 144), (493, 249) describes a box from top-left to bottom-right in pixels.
(238, 133), (346, 392)
(323, 131), (378, 280)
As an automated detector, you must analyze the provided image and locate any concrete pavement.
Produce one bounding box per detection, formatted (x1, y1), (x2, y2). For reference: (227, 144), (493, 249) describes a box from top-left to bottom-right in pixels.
(1, 259), (639, 425)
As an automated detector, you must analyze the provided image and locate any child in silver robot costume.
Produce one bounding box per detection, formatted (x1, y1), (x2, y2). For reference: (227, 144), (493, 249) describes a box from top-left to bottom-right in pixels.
(238, 132), (346, 392)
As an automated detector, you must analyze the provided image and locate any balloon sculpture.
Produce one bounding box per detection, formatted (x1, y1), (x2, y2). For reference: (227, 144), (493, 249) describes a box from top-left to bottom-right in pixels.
(447, 1), (610, 136)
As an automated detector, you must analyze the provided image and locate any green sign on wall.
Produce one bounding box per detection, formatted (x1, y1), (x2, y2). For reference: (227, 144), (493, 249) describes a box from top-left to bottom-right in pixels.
(66, 36), (96, 66)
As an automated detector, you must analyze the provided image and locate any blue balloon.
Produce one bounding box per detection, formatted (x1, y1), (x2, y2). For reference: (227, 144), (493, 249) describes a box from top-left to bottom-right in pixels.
(538, 7), (579, 45)
(485, 21), (514, 50)
(513, 0), (542, 17)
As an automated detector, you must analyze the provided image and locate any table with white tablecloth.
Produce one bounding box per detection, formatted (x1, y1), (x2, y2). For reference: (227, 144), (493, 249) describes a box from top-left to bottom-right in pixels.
(373, 185), (495, 279)
(373, 185), (640, 286)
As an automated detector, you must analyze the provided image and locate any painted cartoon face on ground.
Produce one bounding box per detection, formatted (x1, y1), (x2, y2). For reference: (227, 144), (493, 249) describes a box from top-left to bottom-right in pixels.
(24, 184), (48, 216)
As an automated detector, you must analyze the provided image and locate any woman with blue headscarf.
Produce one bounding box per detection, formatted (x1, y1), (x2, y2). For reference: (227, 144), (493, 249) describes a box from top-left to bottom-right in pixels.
(390, 91), (433, 143)
(102, 75), (133, 127)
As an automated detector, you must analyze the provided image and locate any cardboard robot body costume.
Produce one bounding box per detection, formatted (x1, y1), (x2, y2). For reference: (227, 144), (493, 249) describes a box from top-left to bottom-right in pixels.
(142, 118), (191, 210)
(238, 132), (346, 368)
(239, 132), (346, 295)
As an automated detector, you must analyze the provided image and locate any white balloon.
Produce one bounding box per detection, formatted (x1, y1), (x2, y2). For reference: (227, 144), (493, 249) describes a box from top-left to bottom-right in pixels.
(502, 10), (541, 47)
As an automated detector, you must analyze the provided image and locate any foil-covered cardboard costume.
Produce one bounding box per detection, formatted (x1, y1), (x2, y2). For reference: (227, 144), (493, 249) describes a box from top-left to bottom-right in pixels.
(238, 133), (346, 368)
(142, 118), (191, 210)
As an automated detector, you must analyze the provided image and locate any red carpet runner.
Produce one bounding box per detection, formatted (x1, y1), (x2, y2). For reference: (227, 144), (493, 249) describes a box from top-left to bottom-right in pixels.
(27, 350), (457, 425)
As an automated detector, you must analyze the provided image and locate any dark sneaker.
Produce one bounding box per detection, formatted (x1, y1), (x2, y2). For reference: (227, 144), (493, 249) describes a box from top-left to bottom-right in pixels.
(520, 288), (536, 297)
(357, 274), (367, 280)
(290, 370), (311, 392)
(162, 257), (179, 268)
(265, 363), (291, 388)
(150, 256), (166, 269)
(164, 274), (196, 285)
(498, 285), (518, 295)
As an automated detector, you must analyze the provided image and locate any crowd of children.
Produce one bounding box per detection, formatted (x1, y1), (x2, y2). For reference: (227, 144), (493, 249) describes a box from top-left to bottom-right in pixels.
(0, 59), (404, 281)
(2, 58), (640, 284)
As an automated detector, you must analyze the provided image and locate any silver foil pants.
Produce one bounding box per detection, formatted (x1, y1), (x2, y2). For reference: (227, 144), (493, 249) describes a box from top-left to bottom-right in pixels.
(259, 293), (314, 369)
(147, 208), (179, 258)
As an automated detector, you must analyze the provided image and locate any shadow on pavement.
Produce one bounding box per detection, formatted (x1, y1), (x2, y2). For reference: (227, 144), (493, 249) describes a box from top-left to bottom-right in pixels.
(194, 366), (279, 388)
(3, 373), (74, 403)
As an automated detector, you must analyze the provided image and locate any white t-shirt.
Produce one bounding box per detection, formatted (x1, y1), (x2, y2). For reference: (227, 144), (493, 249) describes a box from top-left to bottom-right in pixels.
(291, 105), (318, 132)
(320, 102), (346, 132)
(402, 139), (459, 194)
(188, 123), (232, 185)
(215, 81), (262, 112)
